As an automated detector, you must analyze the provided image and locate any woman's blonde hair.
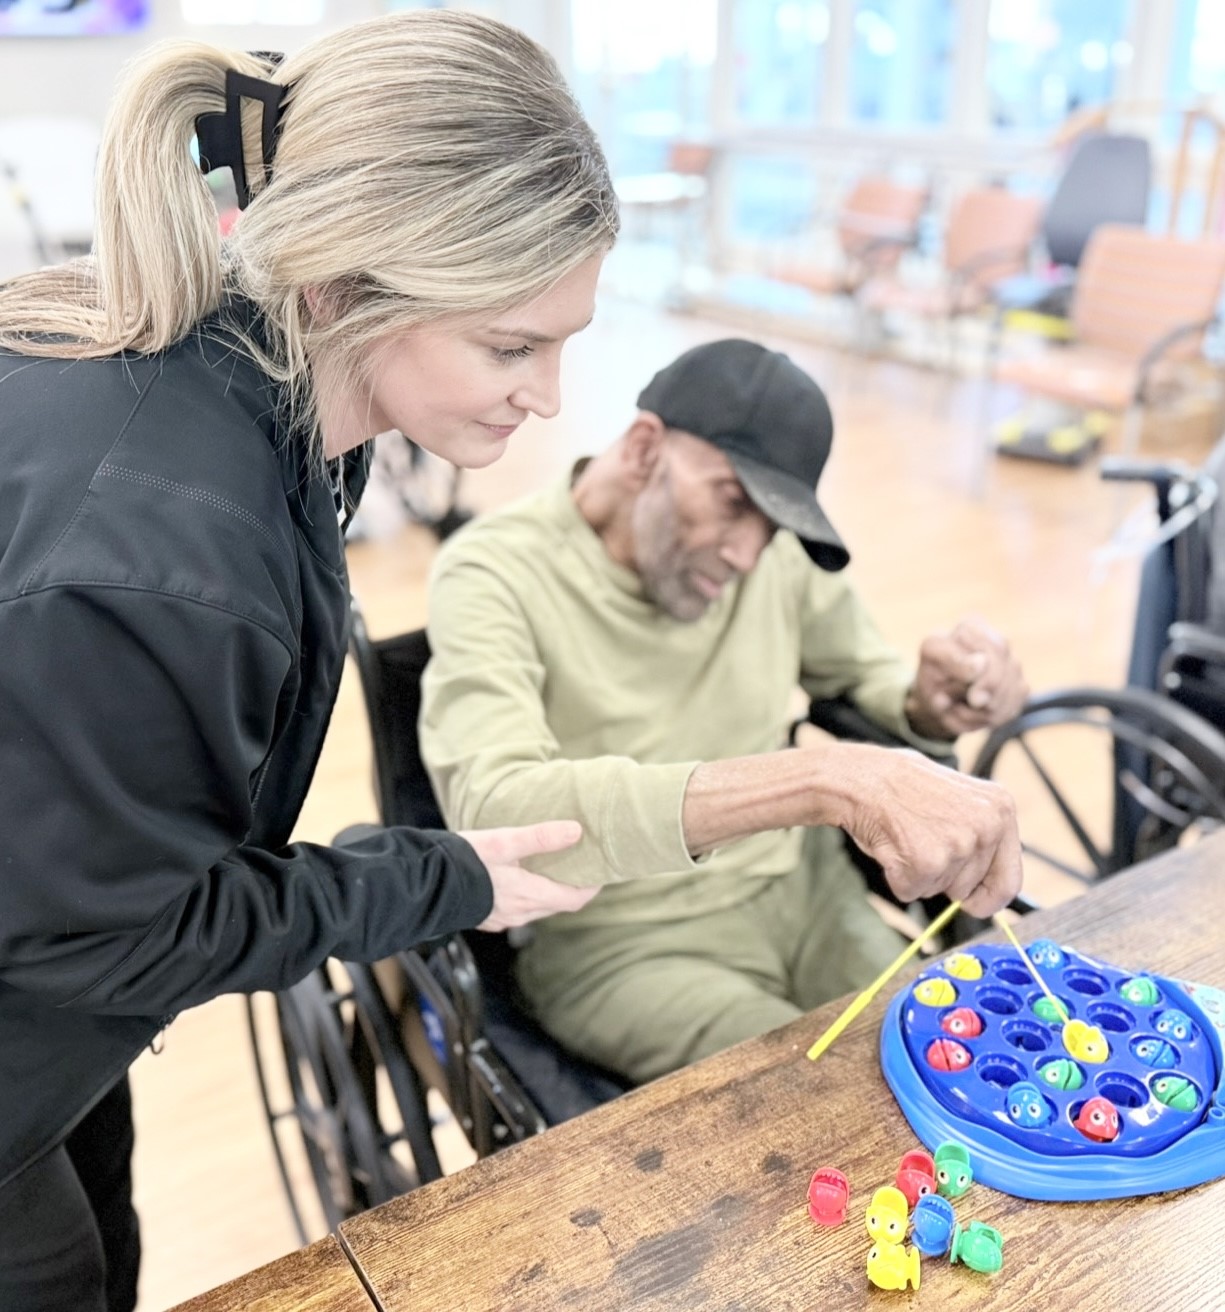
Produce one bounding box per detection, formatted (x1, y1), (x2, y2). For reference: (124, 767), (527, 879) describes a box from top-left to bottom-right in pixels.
(0, 11), (618, 435)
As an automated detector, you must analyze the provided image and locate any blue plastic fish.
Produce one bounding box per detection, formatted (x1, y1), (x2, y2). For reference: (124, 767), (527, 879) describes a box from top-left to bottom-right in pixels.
(1132, 1036), (1178, 1069)
(1006, 1080), (1051, 1127)
(1027, 938), (1064, 969)
(1154, 1009), (1195, 1042)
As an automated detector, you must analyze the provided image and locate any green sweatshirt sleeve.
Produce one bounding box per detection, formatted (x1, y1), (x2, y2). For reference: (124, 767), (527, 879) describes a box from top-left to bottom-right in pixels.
(421, 550), (701, 887)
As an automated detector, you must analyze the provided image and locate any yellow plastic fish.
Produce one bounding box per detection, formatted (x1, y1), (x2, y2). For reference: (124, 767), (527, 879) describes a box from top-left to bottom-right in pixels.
(1063, 1019), (1108, 1064)
(943, 953), (984, 981)
(914, 978), (957, 1007)
(867, 1241), (921, 1291)
(865, 1186), (909, 1244)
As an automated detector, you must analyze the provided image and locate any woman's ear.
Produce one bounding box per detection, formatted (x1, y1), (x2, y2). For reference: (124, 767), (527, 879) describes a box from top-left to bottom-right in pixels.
(622, 412), (667, 489)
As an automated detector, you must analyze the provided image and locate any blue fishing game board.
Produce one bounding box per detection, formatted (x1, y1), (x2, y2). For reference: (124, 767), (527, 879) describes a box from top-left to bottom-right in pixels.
(879, 942), (1225, 1201)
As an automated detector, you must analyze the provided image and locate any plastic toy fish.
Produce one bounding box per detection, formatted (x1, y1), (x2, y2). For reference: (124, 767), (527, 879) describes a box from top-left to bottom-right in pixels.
(940, 1007), (983, 1038)
(1063, 1018), (1109, 1063)
(943, 952), (983, 981)
(1132, 1036), (1178, 1069)
(867, 1241), (921, 1291)
(1154, 1009), (1195, 1042)
(806, 1166), (849, 1226)
(910, 1194), (956, 1256)
(1119, 976), (1160, 1006)
(864, 1185), (908, 1244)
(1032, 996), (1069, 1024)
(1073, 1096), (1120, 1142)
(1027, 939), (1063, 969)
(895, 1149), (936, 1207)
(949, 1220), (1004, 1274)
(1152, 1076), (1200, 1113)
(926, 1038), (972, 1072)
(933, 1141), (973, 1198)
(1038, 1058), (1084, 1091)
(914, 977), (956, 1007)
(1006, 1080), (1052, 1127)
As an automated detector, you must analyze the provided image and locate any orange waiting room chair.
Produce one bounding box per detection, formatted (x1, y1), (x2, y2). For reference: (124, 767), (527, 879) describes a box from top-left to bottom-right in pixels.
(991, 224), (1225, 457)
(858, 186), (1044, 365)
(774, 172), (928, 301)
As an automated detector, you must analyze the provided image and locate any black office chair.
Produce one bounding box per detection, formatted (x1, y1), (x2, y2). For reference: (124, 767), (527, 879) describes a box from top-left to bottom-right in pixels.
(992, 131), (1152, 322)
(970, 445), (1225, 894)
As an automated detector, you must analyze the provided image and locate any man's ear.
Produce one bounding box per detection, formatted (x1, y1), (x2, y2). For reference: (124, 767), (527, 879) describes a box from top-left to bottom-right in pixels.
(622, 412), (668, 489)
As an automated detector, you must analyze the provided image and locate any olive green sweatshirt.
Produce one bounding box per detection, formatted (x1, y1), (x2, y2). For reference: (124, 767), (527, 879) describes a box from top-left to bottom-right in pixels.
(420, 472), (932, 927)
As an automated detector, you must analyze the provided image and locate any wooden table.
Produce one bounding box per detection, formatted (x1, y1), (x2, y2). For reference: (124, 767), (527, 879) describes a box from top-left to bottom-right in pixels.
(167, 1236), (372, 1312)
(336, 839), (1225, 1311)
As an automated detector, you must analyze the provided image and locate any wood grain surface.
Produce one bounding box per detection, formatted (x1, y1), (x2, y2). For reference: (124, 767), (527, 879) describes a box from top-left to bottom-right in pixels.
(338, 838), (1225, 1312)
(166, 1236), (373, 1312)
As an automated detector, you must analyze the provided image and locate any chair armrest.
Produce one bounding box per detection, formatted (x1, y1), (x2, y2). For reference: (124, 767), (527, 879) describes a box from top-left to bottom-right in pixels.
(800, 695), (909, 747)
(951, 242), (1034, 287)
(798, 696), (958, 767)
(850, 232), (920, 269)
(1134, 317), (1218, 402)
(1164, 622), (1225, 668)
(1100, 456), (1196, 520)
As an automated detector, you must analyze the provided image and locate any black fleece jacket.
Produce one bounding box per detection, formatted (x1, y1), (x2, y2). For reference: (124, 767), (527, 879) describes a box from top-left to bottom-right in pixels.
(0, 308), (493, 1186)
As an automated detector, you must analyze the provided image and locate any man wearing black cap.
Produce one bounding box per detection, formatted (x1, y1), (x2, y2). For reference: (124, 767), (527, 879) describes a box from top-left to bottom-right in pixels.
(420, 339), (1027, 1083)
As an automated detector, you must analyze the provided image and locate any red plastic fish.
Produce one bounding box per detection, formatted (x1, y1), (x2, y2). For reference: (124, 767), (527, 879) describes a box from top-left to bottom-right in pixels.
(940, 1007), (984, 1039)
(1073, 1096), (1120, 1143)
(926, 1038), (972, 1072)
(807, 1166), (850, 1226)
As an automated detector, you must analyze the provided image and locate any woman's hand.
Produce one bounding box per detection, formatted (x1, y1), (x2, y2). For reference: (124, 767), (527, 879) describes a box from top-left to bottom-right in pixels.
(459, 820), (599, 931)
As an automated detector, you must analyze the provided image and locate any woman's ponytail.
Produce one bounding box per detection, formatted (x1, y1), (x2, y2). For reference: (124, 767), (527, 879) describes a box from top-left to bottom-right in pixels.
(0, 43), (278, 357)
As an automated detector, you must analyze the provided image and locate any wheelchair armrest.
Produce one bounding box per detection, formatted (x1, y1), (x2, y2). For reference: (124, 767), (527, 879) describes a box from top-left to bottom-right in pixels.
(1164, 622), (1225, 668)
(1160, 624), (1225, 731)
(799, 696), (958, 768)
(801, 696), (907, 747)
(1100, 456), (1196, 521)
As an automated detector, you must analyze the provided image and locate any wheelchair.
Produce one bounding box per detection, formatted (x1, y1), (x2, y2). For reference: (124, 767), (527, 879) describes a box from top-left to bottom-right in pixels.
(247, 606), (628, 1244)
(252, 446), (1225, 1238)
(968, 445), (1225, 894)
(252, 592), (997, 1237)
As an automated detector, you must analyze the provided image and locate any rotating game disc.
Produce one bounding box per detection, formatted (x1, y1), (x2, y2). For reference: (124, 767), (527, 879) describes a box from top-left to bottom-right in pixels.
(880, 943), (1225, 1201)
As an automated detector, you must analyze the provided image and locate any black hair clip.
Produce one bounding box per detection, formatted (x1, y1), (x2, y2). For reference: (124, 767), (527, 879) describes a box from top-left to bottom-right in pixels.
(196, 59), (289, 210)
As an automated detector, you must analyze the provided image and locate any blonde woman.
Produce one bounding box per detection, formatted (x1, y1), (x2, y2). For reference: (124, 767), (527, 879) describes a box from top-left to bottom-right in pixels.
(0, 13), (613, 1309)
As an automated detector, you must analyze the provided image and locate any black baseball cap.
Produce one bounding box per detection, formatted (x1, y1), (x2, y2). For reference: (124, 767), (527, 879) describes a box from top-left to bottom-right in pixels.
(636, 339), (849, 571)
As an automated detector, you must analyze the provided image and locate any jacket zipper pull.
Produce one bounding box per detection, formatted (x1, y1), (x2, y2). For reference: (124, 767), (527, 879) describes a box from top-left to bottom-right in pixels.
(148, 1013), (177, 1055)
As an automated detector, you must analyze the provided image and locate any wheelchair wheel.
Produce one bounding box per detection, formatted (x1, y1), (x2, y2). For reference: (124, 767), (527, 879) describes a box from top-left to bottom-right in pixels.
(971, 686), (1225, 899)
(246, 959), (442, 1244)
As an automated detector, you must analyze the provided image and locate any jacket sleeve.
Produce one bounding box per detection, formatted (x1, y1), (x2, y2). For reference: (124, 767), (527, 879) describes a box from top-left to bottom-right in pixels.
(0, 584), (493, 1017)
(421, 553), (700, 887)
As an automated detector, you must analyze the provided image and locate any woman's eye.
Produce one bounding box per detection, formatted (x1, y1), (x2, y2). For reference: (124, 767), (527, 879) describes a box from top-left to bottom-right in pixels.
(493, 344), (534, 362)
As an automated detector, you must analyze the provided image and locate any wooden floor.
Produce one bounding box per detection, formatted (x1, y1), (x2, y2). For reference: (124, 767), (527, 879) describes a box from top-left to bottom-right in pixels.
(129, 293), (1209, 1309)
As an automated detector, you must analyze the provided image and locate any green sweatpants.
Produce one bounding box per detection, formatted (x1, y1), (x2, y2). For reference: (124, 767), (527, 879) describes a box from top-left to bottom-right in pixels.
(515, 829), (905, 1084)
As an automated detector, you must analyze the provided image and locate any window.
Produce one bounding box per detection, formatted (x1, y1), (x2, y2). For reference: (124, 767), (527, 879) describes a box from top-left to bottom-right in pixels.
(1167, 0), (1225, 105)
(727, 154), (818, 242)
(850, 0), (954, 126)
(733, 0), (828, 126)
(987, 0), (1134, 133)
(570, 0), (714, 176)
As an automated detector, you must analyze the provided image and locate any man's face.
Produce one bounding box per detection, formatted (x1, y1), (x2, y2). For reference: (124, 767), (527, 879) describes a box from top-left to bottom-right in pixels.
(630, 431), (776, 622)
